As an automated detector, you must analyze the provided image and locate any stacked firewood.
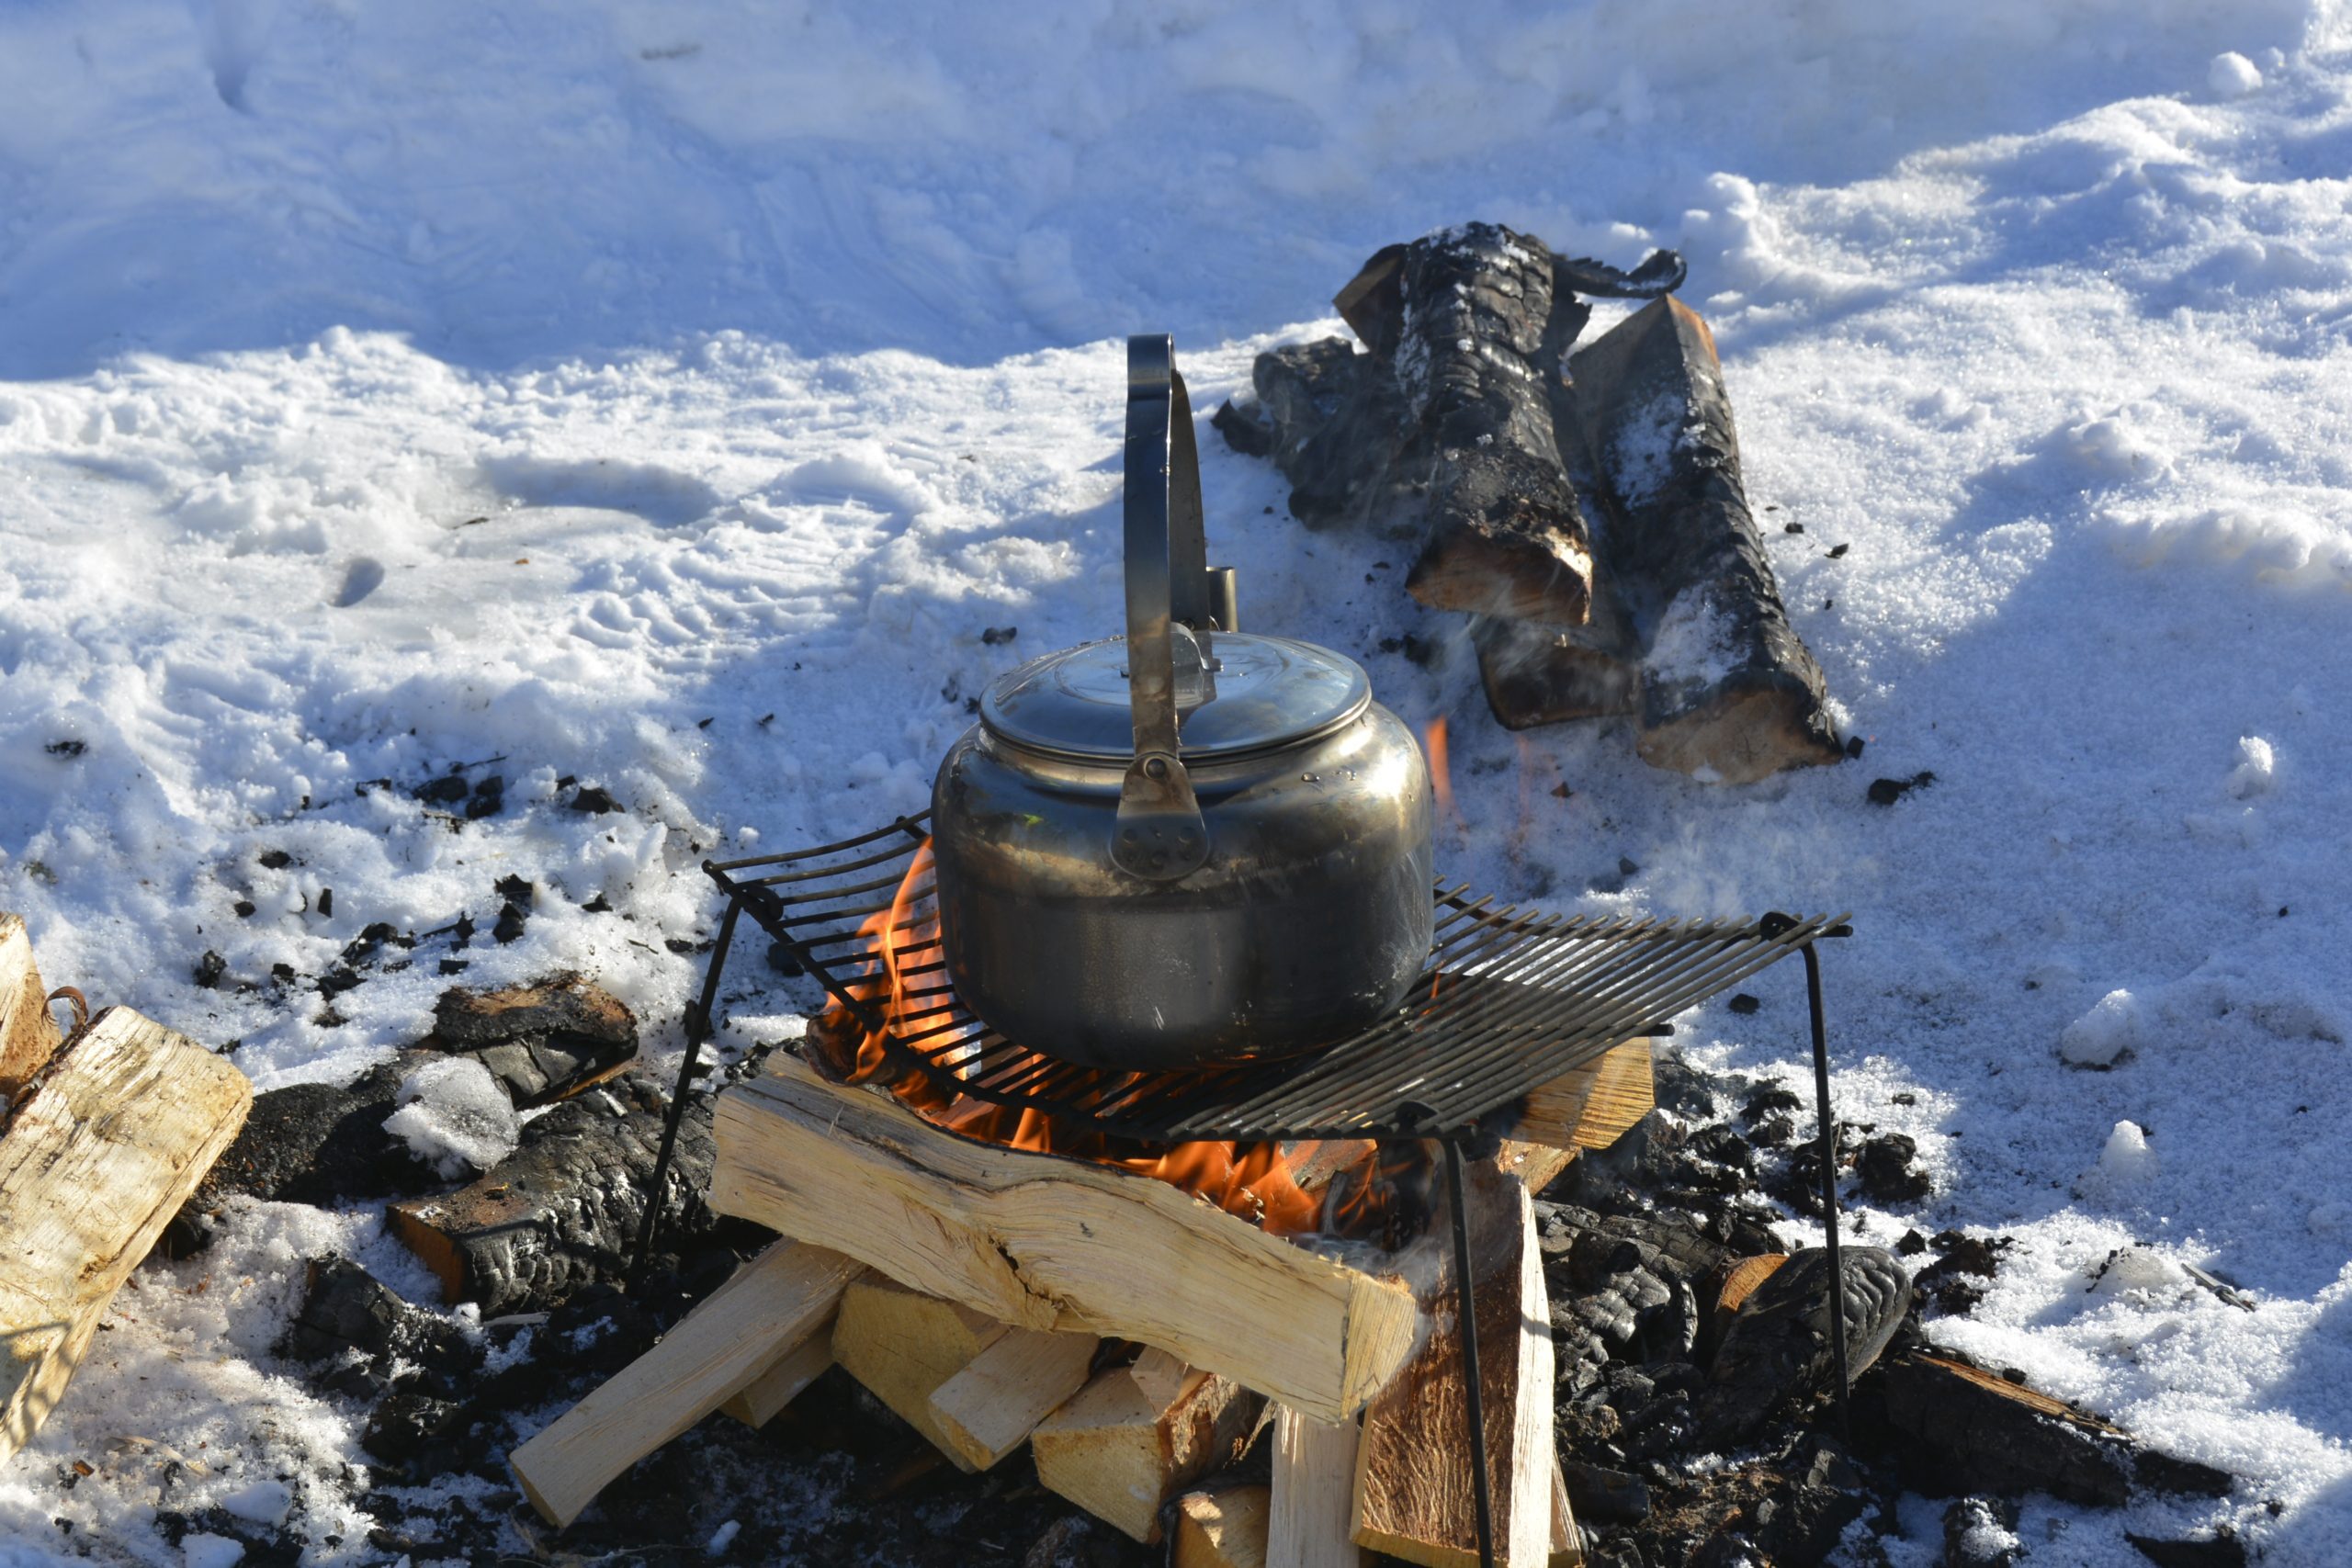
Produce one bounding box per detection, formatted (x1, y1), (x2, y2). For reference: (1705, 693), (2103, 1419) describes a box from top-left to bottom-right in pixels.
(512, 1043), (1664, 1566)
(1217, 223), (1847, 785)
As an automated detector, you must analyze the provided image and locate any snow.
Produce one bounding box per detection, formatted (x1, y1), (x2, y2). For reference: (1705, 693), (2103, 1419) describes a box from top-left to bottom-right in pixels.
(381, 1057), (521, 1178)
(2, 0), (2352, 1562)
(2060, 988), (2143, 1067)
(2211, 51), (2268, 97)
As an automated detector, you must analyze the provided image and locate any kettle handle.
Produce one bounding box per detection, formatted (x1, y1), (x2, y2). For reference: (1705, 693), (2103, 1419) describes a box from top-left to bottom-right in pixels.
(1114, 335), (1221, 882)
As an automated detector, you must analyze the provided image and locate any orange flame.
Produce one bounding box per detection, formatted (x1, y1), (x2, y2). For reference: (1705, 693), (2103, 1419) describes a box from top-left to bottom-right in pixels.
(1423, 716), (1456, 820)
(815, 841), (1416, 1242)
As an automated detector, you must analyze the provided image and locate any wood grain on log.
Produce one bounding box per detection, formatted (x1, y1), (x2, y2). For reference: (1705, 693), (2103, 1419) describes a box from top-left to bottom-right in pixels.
(0, 1007), (251, 1464)
(719, 1322), (835, 1428)
(1352, 1180), (1554, 1568)
(928, 1323), (1102, 1472)
(707, 1055), (1421, 1422)
(1548, 1459), (1586, 1567)
(1175, 1483), (1272, 1568)
(1510, 1040), (1655, 1156)
(387, 1068), (715, 1315)
(831, 1273), (1012, 1470)
(1272, 1405), (1368, 1567)
(510, 1240), (859, 1527)
(1031, 1360), (1262, 1543)
(0, 913), (61, 1100)
(1566, 298), (1844, 783)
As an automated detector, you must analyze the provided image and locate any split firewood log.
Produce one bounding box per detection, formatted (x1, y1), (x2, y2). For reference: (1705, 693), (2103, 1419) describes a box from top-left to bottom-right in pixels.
(1353, 1179), (1556, 1568)
(709, 1054), (1420, 1422)
(1870, 1350), (2137, 1506)
(1508, 1039), (1655, 1156)
(1031, 1357), (1263, 1543)
(0, 1007), (251, 1463)
(1566, 297), (1846, 782)
(510, 1239), (860, 1527)
(0, 913), (62, 1099)
(830, 1273), (1013, 1468)
(928, 1322), (1102, 1472)
(1174, 1482), (1272, 1568)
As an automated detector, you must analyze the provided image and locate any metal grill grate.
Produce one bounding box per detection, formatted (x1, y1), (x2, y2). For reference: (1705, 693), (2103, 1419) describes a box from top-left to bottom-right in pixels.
(703, 810), (1847, 1143)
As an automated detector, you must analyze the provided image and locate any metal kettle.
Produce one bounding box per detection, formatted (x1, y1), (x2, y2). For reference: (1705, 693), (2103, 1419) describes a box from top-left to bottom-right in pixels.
(927, 336), (1435, 1071)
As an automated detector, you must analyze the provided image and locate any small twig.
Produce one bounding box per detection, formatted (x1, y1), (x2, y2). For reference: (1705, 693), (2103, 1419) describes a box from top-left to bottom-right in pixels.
(46, 986), (89, 1034)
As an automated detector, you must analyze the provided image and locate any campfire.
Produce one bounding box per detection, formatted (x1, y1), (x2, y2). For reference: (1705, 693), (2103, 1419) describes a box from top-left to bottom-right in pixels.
(809, 838), (1426, 1245)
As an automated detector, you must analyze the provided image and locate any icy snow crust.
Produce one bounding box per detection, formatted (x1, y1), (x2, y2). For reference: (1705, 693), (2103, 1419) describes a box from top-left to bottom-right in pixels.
(4, 2), (2352, 1562)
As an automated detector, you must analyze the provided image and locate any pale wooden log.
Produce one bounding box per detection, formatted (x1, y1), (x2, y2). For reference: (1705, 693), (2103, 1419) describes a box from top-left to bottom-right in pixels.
(1176, 1483), (1272, 1568)
(0, 913), (62, 1100)
(928, 1324), (1102, 1472)
(1130, 1345), (1196, 1410)
(1548, 1459), (1584, 1567)
(830, 1273), (1009, 1470)
(1352, 1180), (1554, 1568)
(510, 1240), (859, 1527)
(1032, 1361), (1263, 1543)
(720, 1317), (836, 1427)
(1509, 1040), (1656, 1156)
(0, 1007), (251, 1464)
(708, 1055), (1421, 1422)
(1271, 1405), (1367, 1568)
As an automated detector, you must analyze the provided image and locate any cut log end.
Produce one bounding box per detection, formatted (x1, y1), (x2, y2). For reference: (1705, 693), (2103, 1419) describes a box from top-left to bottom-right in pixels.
(1033, 1361), (1263, 1543)
(1407, 515), (1594, 626)
(1473, 615), (1639, 728)
(1634, 675), (1845, 784)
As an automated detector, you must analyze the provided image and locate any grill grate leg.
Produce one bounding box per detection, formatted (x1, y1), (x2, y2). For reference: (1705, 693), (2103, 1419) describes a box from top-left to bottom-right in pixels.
(1803, 940), (1851, 1442)
(632, 896), (742, 1282)
(1442, 1136), (1498, 1568)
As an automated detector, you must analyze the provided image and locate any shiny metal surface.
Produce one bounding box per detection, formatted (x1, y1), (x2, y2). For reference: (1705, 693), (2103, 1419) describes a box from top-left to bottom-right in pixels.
(978, 633), (1373, 761)
(933, 705), (1435, 1067)
(930, 332), (1437, 1067)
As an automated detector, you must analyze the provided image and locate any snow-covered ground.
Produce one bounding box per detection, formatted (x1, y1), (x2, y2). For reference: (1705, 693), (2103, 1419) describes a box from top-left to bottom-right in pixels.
(5, 2), (2352, 1562)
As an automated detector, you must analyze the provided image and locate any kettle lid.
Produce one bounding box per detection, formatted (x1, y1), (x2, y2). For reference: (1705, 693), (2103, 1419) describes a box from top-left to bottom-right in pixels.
(978, 631), (1372, 763)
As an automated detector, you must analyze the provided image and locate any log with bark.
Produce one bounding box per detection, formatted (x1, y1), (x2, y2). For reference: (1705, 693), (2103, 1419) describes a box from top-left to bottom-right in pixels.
(387, 1066), (718, 1316)
(1565, 296), (1845, 782)
(1224, 227), (1845, 784)
(0, 1006), (251, 1463)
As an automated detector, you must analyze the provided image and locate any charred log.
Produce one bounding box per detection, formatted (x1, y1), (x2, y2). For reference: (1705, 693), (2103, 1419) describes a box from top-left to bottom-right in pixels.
(1383, 224), (1598, 624)
(1866, 1350), (2134, 1506)
(1244, 336), (1419, 527)
(1566, 296), (1845, 782)
(386, 1068), (720, 1317)
(426, 971), (639, 1108)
